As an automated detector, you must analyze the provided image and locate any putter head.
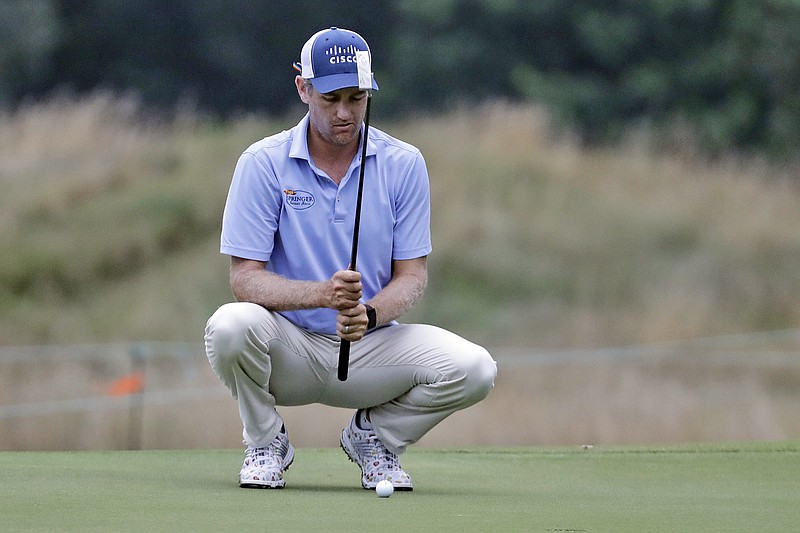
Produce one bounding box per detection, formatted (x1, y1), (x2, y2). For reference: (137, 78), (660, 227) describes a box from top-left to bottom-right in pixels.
(356, 50), (373, 92)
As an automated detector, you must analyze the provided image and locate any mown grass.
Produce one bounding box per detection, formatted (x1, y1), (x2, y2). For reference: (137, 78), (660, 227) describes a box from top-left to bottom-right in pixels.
(1, 443), (798, 532)
(1, 94), (800, 347)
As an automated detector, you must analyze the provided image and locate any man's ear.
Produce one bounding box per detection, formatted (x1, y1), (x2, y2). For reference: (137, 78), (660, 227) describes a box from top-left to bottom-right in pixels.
(296, 76), (311, 104)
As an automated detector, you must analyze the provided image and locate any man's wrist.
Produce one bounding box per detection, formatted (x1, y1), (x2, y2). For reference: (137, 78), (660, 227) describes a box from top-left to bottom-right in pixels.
(365, 304), (377, 330)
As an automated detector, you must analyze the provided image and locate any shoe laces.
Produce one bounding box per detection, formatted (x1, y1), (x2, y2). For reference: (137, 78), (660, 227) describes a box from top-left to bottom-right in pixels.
(244, 434), (287, 468)
(353, 429), (401, 473)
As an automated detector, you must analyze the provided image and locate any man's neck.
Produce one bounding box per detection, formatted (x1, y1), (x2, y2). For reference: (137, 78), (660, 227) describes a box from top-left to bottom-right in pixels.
(307, 128), (360, 183)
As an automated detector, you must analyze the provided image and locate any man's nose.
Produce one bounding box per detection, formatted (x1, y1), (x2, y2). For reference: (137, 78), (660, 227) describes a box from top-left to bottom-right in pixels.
(335, 101), (354, 119)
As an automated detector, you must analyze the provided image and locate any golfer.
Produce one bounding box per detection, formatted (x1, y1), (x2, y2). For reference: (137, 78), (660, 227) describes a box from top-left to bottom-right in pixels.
(204, 27), (497, 491)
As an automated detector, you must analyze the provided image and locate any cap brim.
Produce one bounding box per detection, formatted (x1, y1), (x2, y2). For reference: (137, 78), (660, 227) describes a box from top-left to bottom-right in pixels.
(309, 73), (379, 94)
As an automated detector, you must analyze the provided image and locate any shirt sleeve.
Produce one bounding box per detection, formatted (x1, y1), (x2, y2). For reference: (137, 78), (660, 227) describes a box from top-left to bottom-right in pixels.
(220, 151), (283, 261)
(392, 151), (433, 260)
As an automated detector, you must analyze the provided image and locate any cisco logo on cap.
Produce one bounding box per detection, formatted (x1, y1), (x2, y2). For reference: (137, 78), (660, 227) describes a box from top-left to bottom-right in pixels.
(326, 44), (360, 65)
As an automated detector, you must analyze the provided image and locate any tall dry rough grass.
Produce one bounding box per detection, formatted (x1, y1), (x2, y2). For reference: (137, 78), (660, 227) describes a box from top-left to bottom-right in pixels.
(396, 103), (800, 347)
(1, 93), (167, 222)
(1, 95), (799, 348)
(0, 94), (270, 343)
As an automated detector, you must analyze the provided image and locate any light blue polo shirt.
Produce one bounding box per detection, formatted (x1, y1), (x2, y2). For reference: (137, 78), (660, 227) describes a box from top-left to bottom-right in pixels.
(220, 113), (432, 335)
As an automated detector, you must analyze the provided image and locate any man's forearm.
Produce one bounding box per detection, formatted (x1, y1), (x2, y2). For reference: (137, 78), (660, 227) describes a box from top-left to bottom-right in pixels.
(229, 256), (427, 325)
(231, 264), (330, 311)
(367, 259), (427, 327)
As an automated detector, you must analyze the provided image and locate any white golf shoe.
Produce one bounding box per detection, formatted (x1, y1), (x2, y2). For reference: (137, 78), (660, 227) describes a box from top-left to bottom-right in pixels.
(340, 411), (413, 491)
(239, 428), (294, 489)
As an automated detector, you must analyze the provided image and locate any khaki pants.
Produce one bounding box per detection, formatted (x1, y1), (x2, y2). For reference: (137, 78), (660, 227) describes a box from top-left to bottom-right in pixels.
(205, 302), (497, 454)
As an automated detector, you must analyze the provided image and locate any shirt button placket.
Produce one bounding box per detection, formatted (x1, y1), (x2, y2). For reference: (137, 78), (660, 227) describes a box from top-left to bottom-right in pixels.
(334, 190), (346, 222)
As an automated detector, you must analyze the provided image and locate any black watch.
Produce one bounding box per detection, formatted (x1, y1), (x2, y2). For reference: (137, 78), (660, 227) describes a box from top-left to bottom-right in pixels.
(365, 304), (377, 330)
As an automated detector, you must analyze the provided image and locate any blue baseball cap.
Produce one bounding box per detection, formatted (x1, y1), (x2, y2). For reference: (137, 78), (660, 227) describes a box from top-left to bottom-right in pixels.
(294, 27), (379, 93)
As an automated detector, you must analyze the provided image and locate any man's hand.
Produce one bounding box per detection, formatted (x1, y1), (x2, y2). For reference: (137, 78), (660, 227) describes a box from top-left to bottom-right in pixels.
(337, 303), (369, 341)
(329, 269), (362, 310)
(329, 269), (367, 341)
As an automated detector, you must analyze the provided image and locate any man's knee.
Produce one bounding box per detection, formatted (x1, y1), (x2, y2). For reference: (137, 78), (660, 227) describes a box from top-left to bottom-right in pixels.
(460, 345), (497, 404)
(205, 302), (264, 366)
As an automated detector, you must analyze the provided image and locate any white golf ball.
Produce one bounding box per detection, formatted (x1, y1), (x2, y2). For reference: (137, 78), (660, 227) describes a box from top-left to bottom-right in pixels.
(375, 479), (394, 497)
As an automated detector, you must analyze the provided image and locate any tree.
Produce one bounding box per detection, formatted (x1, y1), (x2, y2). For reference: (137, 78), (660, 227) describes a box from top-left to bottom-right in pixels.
(3, 0), (800, 157)
(0, 0), (61, 103)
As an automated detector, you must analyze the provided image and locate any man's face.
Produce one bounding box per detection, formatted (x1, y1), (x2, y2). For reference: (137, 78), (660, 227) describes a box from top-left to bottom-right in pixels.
(298, 78), (368, 149)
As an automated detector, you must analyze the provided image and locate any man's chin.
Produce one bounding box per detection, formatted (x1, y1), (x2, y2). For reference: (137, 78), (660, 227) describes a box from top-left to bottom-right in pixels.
(328, 132), (359, 147)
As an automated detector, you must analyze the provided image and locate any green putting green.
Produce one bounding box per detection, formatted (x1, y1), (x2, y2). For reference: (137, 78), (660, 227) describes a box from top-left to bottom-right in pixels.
(1, 442), (797, 532)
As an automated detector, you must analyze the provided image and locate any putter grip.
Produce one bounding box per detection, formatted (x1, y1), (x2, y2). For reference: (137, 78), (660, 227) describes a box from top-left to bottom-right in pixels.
(338, 340), (351, 381)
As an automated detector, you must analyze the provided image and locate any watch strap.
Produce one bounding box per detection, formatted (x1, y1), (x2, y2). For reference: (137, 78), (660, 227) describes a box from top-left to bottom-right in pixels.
(365, 304), (377, 330)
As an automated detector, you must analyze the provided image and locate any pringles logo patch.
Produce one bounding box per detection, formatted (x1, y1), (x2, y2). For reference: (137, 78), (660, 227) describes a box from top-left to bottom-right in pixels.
(283, 189), (315, 210)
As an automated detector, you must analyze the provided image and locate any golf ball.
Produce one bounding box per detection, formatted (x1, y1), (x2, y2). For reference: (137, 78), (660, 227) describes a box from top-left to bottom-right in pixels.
(376, 479), (394, 497)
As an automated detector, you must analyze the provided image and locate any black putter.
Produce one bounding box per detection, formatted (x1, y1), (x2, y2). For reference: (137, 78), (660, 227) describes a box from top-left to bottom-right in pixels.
(338, 51), (374, 381)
